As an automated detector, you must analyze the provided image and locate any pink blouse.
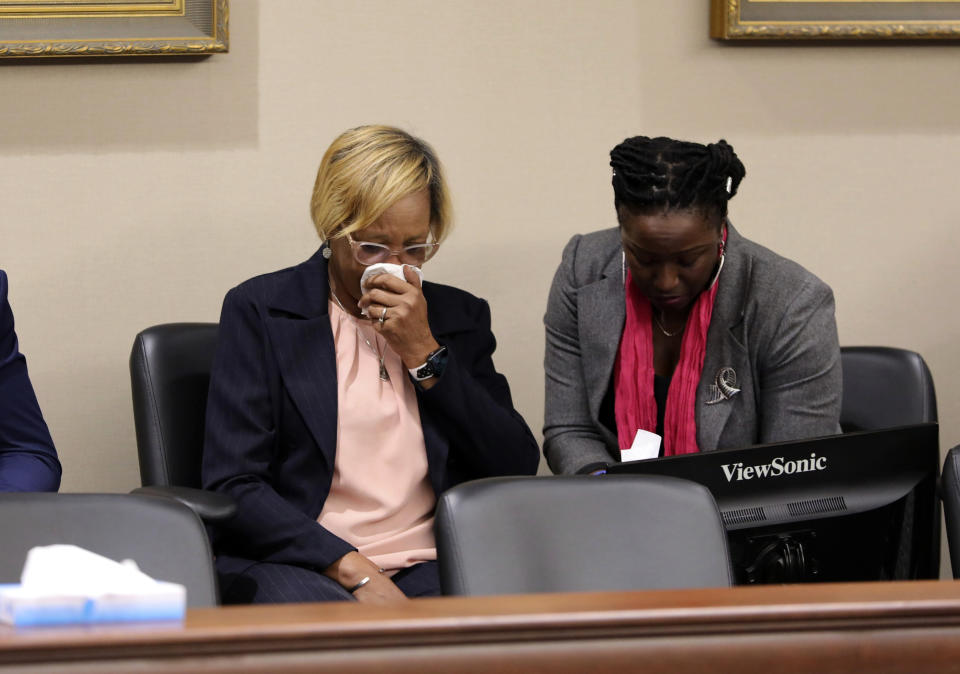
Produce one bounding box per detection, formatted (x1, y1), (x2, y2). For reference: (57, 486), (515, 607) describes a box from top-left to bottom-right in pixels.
(316, 299), (437, 573)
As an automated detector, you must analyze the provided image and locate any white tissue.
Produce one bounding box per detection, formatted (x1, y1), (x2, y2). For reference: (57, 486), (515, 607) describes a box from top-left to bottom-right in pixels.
(0, 544), (186, 626)
(359, 263), (424, 316)
(20, 544), (158, 596)
(620, 429), (661, 462)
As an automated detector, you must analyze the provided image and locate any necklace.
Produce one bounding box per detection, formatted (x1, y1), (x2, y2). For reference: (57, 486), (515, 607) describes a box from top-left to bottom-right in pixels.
(329, 277), (390, 381)
(654, 311), (685, 338)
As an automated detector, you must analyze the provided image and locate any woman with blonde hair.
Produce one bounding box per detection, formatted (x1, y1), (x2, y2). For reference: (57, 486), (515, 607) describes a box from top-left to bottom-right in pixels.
(203, 125), (539, 603)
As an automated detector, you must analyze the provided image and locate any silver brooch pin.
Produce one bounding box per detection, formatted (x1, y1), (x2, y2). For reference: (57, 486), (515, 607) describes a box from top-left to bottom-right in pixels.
(706, 367), (741, 405)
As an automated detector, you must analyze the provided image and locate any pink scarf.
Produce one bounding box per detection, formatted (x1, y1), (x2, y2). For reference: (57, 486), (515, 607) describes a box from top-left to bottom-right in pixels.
(614, 267), (721, 457)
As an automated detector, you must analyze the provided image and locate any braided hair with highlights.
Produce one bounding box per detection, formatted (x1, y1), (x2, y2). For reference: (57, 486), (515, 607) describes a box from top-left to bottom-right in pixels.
(610, 136), (746, 226)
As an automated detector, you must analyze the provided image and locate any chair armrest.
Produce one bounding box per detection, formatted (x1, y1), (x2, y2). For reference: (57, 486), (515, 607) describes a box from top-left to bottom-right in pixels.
(131, 486), (236, 523)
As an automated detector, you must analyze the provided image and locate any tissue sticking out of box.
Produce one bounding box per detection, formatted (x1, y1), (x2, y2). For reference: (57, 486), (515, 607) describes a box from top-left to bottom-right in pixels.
(0, 544), (187, 626)
(21, 544), (158, 596)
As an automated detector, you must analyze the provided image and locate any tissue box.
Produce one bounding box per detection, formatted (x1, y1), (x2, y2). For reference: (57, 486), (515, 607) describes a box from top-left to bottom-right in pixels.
(0, 582), (186, 627)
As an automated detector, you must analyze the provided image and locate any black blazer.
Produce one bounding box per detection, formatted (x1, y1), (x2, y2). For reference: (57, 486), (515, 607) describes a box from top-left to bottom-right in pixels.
(202, 249), (539, 575)
(0, 270), (61, 492)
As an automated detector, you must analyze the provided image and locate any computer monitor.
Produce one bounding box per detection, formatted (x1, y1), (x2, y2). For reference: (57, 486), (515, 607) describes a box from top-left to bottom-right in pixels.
(606, 423), (940, 584)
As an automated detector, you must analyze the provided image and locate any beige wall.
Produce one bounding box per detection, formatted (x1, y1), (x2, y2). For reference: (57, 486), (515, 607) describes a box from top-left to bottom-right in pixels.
(3, 1), (959, 517)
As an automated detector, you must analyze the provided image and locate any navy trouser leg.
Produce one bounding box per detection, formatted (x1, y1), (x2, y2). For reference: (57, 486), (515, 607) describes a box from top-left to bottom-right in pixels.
(219, 559), (441, 604)
(220, 561), (354, 604)
(392, 560), (441, 597)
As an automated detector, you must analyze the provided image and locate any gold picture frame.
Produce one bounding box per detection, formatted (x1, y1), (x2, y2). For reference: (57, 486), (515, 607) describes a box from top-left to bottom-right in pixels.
(0, 0), (228, 57)
(711, 0), (960, 40)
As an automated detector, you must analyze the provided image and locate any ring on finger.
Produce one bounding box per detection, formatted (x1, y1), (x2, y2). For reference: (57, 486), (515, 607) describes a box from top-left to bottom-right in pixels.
(379, 306), (387, 325)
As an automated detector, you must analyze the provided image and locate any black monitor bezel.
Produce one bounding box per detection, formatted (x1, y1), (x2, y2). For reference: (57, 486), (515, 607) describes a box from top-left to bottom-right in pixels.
(605, 423), (940, 581)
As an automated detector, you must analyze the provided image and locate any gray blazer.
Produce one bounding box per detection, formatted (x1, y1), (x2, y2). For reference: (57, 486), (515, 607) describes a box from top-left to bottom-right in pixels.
(543, 224), (842, 475)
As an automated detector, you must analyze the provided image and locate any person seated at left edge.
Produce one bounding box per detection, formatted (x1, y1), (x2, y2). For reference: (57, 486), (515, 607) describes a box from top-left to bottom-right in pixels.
(202, 125), (540, 604)
(0, 270), (62, 492)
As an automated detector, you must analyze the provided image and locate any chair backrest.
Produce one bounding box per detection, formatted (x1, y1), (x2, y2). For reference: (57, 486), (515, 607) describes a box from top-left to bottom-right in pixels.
(840, 346), (937, 432)
(130, 323), (218, 488)
(436, 475), (734, 596)
(0, 493), (218, 607)
(941, 446), (960, 579)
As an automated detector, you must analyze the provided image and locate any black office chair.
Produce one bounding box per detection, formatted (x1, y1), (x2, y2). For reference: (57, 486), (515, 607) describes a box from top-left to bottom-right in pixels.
(435, 475), (734, 596)
(0, 493), (218, 607)
(840, 346), (937, 432)
(941, 446), (960, 579)
(130, 323), (234, 522)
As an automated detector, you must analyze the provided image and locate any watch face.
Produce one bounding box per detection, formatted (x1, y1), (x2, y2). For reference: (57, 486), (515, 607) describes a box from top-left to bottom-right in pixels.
(412, 346), (447, 381)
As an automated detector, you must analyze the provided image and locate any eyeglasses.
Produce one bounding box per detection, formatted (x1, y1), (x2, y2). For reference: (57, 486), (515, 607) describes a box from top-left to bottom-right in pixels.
(346, 233), (440, 266)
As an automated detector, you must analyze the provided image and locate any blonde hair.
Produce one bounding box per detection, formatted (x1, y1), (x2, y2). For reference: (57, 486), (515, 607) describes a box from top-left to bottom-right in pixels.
(310, 125), (452, 243)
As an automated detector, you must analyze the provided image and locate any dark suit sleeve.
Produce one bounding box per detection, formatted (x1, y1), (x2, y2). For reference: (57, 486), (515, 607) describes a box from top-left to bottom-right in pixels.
(0, 271), (61, 492)
(201, 285), (355, 571)
(418, 292), (540, 479)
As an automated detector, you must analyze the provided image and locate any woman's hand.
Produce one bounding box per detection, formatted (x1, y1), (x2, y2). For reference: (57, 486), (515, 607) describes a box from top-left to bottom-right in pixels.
(323, 551), (408, 605)
(351, 572), (409, 605)
(360, 266), (440, 371)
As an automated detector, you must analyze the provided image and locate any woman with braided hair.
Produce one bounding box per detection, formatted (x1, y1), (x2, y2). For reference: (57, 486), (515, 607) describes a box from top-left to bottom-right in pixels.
(543, 135), (841, 474)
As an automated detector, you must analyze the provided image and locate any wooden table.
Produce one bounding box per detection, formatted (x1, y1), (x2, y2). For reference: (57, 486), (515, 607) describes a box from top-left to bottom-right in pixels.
(3, 580), (960, 672)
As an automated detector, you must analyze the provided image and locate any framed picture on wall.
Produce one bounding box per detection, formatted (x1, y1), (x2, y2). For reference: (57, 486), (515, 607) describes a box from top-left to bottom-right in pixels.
(711, 0), (960, 40)
(0, 0), (228, 57)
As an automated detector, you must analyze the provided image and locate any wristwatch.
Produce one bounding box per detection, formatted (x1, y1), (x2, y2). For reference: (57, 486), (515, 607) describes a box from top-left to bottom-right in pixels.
(409, 346), (448, 382)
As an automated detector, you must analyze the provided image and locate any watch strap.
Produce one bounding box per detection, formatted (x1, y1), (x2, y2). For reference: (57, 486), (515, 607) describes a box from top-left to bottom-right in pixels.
(409, 346), (447, 382)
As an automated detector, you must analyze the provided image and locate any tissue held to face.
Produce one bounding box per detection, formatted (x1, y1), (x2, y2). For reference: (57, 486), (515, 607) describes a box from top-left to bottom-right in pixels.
(327, 189), (441, 371)
(360, 263), (423, 315)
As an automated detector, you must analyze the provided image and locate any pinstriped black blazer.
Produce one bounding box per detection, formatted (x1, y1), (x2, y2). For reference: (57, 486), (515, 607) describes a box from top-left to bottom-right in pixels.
(201, 248), (539, 575)
(0, 270), (61, 492)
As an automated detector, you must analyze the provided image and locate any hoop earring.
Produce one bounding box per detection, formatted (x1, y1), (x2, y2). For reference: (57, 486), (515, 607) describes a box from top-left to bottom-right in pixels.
(621, 251), (626, 286)
(708, 249), (725, 289)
